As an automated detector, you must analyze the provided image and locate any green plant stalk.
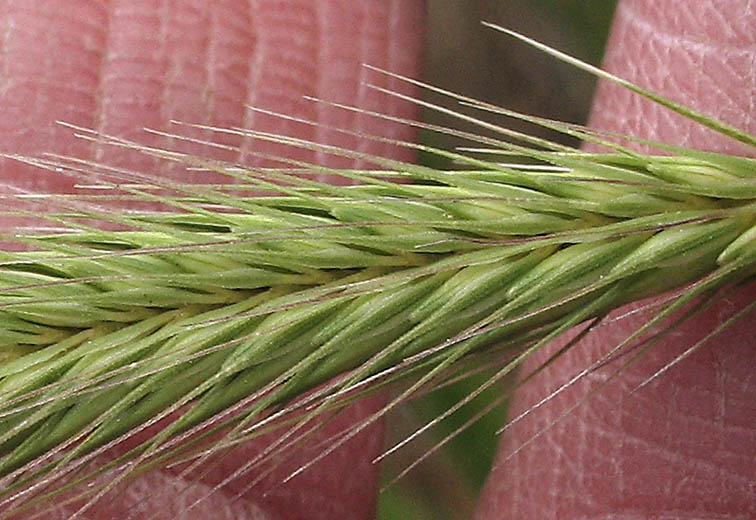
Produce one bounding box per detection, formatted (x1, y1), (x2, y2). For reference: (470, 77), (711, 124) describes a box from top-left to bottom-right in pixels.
(0, 32), (754, 515)
(1, 153), (753, 483)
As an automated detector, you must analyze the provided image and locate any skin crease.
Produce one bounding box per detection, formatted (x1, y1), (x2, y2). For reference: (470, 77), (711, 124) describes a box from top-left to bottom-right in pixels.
(0, 1), (424, 519)
(477, 1), (756, 519)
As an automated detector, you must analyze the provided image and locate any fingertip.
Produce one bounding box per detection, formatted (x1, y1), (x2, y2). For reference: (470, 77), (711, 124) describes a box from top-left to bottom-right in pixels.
(477, 1), (756, 518)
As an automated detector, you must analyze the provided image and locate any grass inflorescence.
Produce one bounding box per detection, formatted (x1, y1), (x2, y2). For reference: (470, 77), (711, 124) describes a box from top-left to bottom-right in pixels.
(0, 30), (754, 517)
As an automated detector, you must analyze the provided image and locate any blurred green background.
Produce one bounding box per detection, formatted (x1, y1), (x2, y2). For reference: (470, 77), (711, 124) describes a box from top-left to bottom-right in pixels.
(378, 2), (618, 518)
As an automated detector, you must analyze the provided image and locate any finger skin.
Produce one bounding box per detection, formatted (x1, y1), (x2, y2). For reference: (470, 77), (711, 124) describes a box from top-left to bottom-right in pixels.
(0, 1), (425, 518)
(477, 1), (756, 519)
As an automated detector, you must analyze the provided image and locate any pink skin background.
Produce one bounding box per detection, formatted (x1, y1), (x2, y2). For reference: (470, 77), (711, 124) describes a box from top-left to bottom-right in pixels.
(0, 0), (753, 518)
(0, 1), (424, 518)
